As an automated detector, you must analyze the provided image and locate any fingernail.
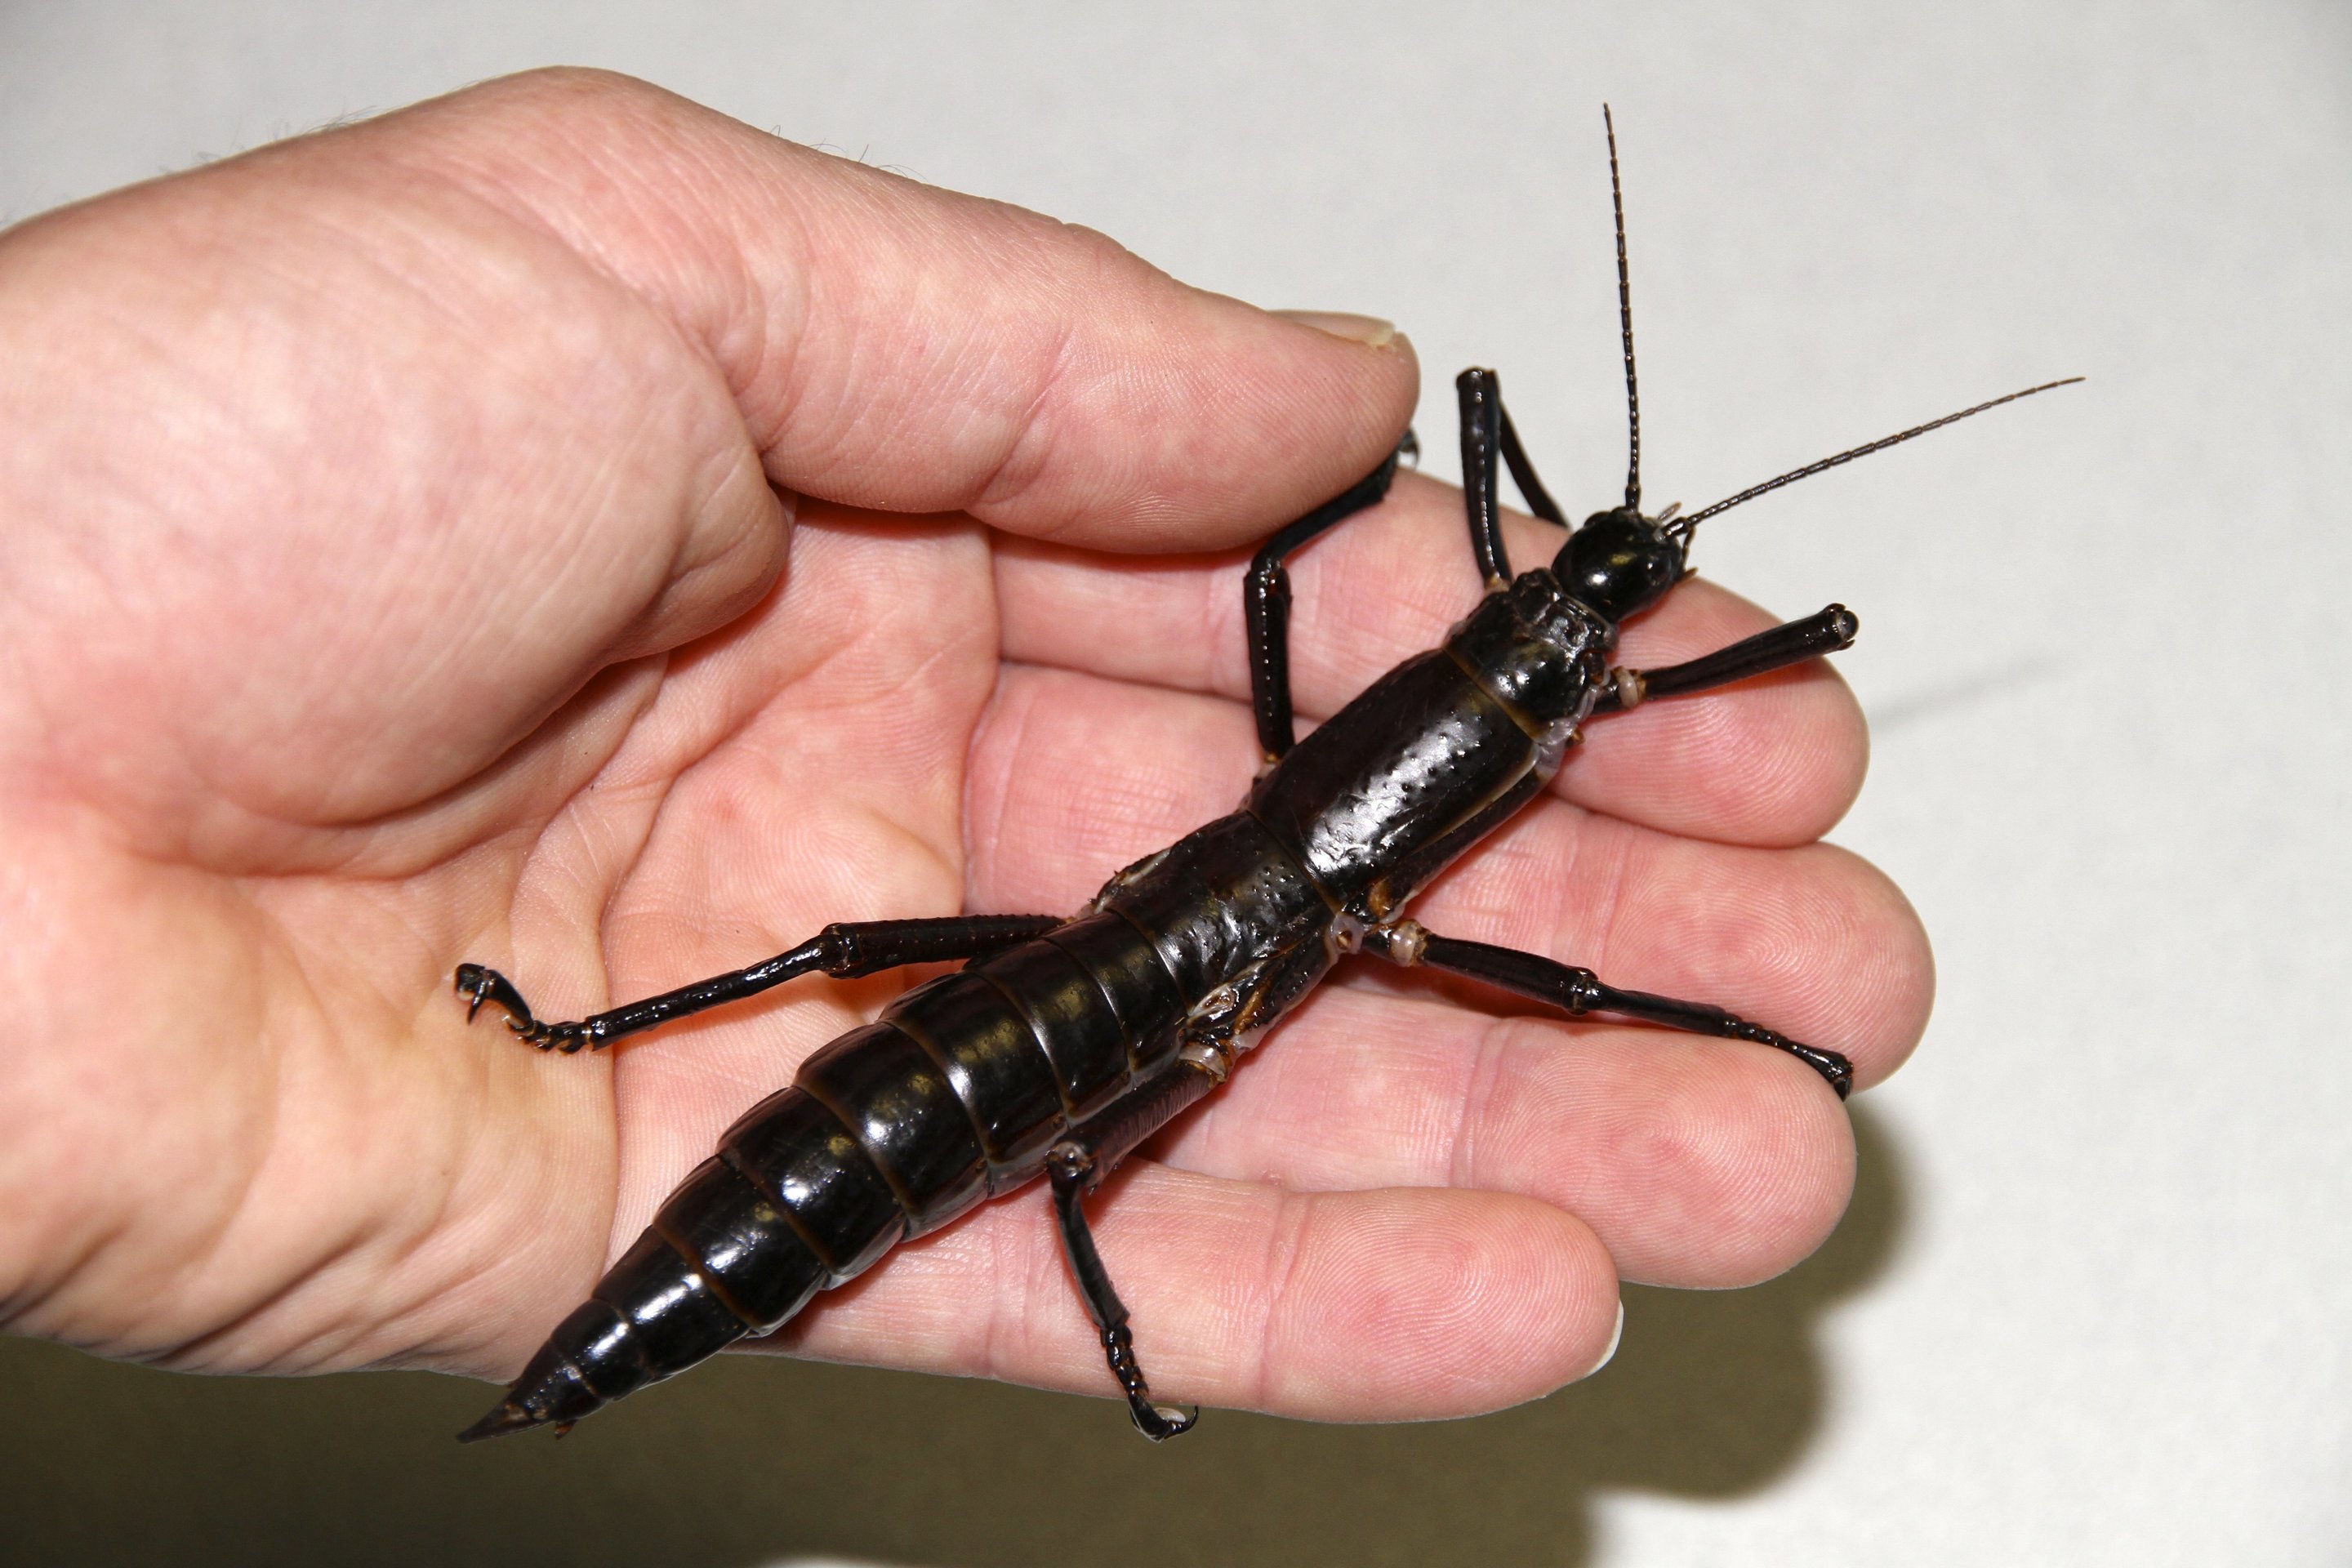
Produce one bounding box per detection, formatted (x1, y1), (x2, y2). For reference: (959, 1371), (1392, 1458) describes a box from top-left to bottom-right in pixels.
(1276, 310), (1397, 349)
(1585, 1298), (1626, 1377)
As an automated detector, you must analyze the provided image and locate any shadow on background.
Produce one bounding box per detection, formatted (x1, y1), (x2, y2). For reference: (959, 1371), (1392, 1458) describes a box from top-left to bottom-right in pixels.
(1, 1108), (1909, 1568)
(1867, 654), (2056, 737)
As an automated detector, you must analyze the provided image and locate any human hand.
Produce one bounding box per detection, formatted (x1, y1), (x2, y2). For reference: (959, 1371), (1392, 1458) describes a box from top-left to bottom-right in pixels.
(0, 68), (1927, 1423)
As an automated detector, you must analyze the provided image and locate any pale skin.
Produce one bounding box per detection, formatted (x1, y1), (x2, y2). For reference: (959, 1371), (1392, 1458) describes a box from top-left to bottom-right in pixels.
(0, 69), (1929, 1423)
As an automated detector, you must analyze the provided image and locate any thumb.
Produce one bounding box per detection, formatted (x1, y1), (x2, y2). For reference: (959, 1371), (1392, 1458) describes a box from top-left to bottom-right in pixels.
(384, 68), (1419, 551)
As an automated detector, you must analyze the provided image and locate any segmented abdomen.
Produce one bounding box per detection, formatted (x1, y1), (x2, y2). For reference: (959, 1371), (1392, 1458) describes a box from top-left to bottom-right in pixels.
(519, 902), (1205, 1419)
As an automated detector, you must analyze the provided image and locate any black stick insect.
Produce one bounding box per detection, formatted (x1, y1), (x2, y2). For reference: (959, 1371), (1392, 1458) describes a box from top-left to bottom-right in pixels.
(451, 108), (2079, 1443)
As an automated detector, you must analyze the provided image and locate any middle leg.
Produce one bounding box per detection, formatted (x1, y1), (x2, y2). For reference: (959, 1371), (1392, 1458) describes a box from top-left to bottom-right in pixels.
(1361, 921), (1852, 1097)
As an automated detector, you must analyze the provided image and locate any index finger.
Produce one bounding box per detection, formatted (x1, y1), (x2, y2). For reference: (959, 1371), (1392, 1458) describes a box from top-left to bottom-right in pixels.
(386, 68), (1419, 549)
(996, 473), (1870, 846)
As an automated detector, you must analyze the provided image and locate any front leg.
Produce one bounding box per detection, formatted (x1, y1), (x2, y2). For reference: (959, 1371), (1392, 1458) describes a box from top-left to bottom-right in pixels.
(1245, 448), (1403, 762)
(1456, 368), (1512, 590)
(1593, 604), (1859, 714)
(456, 912), (1062, 1054)
(1456, 368), (1572, 593)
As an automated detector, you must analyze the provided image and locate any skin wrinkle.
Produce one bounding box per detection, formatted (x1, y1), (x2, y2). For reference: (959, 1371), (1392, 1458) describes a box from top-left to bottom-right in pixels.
(592, 150), (804, 442)
(702, 162), (817, 461)
(173, 396), (681, 853)
(513, 667), (686, 940)
(163, 1219), (369, 1374)
(653, 448), (791, 632)
(961, 650), (1040, 915)
(625, 670), (812, 833)
(118, 978), (317, 1365)
(628, 609), (826, 781)
(964, 666), (1028, 905)
(581, 107), (784, 338)
(534, 772), (677, 927)
(265, 238), (658, 731)
(1252, 1183), (1318, 1411)
(548, 385), (750, 665)
(996, 225), (1226, 533)
(971, 291), (1084, 525)
(140, 898), (288, 1293)
(381, 659), (674, 890)
(425, 1066), (608, 1330)
(710, 559), (909, 720)
(962, 670), (1127, 901)
(190, 938), (503, 1369)
(1562, 811), (1642, 983)
(403, 82), (704, 308)
(0, 1200), (133, 1340)
(360, 82), (815, 500)
(252, 879), (420, 1033)
(783, 611), (982, 896)
(330, 1094), (481, 1361)
(739, 182), (966, 504)
(492, 473), (694, 672)
(1445, 1005), (1511, 1206)
(245, 1253), (448, 1374)
(1481, 1013), (1617, 1237)
(979, 1184), (1027, 1388)
(1184, 553), (1244, 695)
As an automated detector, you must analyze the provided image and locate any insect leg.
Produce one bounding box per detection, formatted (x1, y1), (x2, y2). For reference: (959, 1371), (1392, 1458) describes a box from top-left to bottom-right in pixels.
(1457, 369), (1512, 590)
(455, 913), (1062, 1054)
(1496, 398), (1567, 527)
(1247, 449), (1403, 762)
(1045, 1062), (1220, 1440)
(1362, 923), (1852, 1098)
(1592, 604), (1859, 715)
(1456, 368), (1571, 597)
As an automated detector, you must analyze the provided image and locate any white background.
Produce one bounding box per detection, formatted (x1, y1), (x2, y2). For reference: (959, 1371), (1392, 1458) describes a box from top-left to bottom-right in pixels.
(1, 2), (2346, 1564)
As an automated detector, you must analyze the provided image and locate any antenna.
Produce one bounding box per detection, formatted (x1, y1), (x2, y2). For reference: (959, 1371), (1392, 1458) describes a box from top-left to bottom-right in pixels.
(1604, 105), (1642, 513)
(1670, 376), (2086, 540)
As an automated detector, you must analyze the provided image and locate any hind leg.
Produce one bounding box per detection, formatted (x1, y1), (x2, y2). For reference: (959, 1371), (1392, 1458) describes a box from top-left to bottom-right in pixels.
(456, 912), (1062, 1052)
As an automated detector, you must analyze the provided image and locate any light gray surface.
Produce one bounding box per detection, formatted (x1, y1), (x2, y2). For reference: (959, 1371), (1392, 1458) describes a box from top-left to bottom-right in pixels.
(2, 2), (2346, 1562)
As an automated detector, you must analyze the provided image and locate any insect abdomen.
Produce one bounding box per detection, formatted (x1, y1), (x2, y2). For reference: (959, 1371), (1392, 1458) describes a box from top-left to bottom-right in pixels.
(1095, 812), (1327, 996)
(481, 1087), (895, 1431)
(471, 907), (1209, 1434)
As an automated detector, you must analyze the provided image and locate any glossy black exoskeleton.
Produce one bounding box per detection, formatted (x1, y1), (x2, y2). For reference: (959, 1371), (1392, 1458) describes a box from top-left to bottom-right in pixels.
(449, 109), (2078, 1445)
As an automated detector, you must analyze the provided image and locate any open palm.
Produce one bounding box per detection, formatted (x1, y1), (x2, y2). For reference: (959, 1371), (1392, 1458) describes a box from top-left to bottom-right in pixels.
(0, 69), (1927, 1424)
